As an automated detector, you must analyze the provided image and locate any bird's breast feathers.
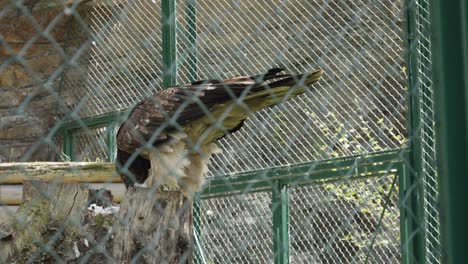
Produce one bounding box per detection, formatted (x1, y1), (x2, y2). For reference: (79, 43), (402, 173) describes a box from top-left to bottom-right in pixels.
(143, 132), (221, 197)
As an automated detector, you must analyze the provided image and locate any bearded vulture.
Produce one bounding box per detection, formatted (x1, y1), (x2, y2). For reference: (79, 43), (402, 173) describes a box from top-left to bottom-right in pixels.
(116, 68), (324, 197)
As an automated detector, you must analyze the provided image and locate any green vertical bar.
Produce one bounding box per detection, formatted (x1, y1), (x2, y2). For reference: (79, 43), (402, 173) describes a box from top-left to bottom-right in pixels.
(162, 0), (178, 87)
(106, 123), (117, 162)
(63, 129), (75, 161)
(193, 195), (203, 264)
(431, 0), (468, 263)
(185, 1), (200, 262)
(404, 0), (427, 263)
(399, 163), (413, 264)
(272, 181), (289, 264)
(186, 0), (198, 82)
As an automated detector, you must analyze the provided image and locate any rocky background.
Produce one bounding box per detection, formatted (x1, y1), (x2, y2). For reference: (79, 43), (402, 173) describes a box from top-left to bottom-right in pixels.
(0, 0), (90, 162)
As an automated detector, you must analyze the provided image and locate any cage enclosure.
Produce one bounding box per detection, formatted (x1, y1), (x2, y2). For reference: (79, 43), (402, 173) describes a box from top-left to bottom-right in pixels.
(0, 0), (448, 263)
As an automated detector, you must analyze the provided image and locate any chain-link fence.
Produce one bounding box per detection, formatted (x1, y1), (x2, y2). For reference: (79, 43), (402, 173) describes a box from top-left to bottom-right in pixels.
(0, 0), (441, 263)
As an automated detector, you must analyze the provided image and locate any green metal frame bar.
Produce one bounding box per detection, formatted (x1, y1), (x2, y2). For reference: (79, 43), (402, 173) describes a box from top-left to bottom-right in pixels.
(399, 162), (417, 264)
(106, 122), (117, 162)
(195, 150), (405, 263)
(419, 1), (442, 262)
(416, 0), (440, 260)
(272, 181), (289, 264)
(63, 129), (75, 161)
(60, 111), (128, 162)
(162, 0), (178, 87)
(431, 0), (468, 263)
(404, 0), (427, 262)
(201, 149), (405, 198)
(193, 195), (204, 264)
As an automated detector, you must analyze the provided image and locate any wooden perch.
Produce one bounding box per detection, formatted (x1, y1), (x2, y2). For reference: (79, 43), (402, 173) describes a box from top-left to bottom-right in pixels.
(0, 162), (124, 207)
(0, 181), (194, 263)
(0, 162), (119, 184)
(0, 183), (126, 205)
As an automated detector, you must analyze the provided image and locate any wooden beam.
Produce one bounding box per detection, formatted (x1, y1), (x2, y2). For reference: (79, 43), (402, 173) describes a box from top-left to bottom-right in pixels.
(0, 183), (126, 205)
(0, 162), (120, 184)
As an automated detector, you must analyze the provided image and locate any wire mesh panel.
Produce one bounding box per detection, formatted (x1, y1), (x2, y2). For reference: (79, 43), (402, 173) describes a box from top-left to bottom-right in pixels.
(73, 125), (109, 161)
(290, 176), (400, 264)
(185, 0), (408, 177)
(195, 192), (273, 263)
(79, 0), (165, 118)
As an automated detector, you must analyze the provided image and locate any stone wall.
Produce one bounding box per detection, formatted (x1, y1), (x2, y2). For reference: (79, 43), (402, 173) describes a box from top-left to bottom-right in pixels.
(0, 1), (90, 162)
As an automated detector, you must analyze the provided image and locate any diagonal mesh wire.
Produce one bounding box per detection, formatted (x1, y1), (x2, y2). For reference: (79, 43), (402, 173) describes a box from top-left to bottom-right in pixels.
(289, 176), (400, 264)
(413, 0), (440, 262)
(82, 0), (165, 118)
(66, 1), (406, 263)
(73, 125), (108, 161)
(194, 192), (273, 263)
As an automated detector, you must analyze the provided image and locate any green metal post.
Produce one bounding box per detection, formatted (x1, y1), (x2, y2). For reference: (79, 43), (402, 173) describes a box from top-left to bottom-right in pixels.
(186, 0), (198, 82)
(162, 0), (178, 87)
(399, 163), (414, 264)
(63, 129), (75, 161)
(272, 181), (289, 264)
(193, 195), (203, 264)
(403, 0), (427, 263)
(431, 0), (468, 263)
(106, 122), (117, 162)
(183, 1), (201, 262)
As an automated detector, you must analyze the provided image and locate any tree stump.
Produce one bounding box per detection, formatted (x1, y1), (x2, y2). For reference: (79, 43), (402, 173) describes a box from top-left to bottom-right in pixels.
(0, 180), (104, 263)
(0, 181), (193, 263)
(113, 188), (193, 264)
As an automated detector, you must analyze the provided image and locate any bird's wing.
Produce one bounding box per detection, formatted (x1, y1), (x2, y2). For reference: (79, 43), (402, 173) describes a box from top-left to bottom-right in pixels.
(116, 67), (293, 153)
(116, 68), (324, 188)
(180, 69), (325, 145)
(116, 83), (249, 154)
(117, 68), (325, 152)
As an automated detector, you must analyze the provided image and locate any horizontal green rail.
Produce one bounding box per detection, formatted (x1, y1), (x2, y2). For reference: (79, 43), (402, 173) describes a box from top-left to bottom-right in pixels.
(60, 111), (127, 131)
(59, 111), (128, 162)
(201, 149), (406, 198)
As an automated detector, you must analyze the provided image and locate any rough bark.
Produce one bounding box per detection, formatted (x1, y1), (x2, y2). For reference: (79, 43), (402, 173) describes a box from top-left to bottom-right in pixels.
(0, 181), (193, 263)
(0, 180), (107, 263)
(113, 188), (193, 264)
